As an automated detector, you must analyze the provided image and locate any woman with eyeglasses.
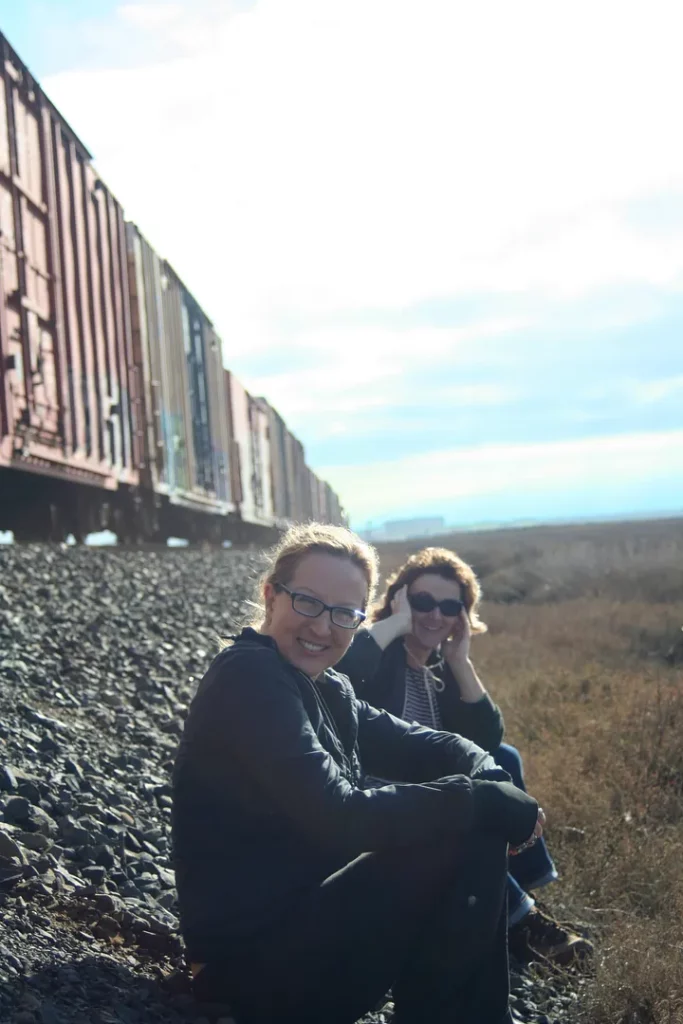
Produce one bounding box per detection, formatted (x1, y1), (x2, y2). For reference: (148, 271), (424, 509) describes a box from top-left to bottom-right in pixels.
(337, 546), (592, 967)
(172, 524), (542, 1024)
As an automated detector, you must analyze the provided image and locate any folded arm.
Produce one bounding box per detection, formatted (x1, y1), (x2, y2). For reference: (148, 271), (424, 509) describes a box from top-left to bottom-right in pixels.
(192, 648), (537, 854)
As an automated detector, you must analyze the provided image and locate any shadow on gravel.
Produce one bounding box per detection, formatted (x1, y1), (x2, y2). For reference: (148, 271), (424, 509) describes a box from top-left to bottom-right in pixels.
(1, 956), (234, 1024)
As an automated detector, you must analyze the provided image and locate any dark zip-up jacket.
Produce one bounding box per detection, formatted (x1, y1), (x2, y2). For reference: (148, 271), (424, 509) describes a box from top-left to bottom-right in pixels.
(172, 629), (537, 962)
(336, 630), (505, 752)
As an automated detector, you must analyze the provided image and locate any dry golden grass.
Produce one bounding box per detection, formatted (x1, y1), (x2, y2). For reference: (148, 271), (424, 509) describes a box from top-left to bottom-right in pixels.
(376, 518), (683, 1024)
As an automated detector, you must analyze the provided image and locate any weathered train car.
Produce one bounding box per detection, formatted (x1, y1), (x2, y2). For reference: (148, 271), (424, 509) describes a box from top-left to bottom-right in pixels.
(259, 398), (289, 522)
(205, 323), (232, 508)
(160, 264), (212, 497)
(255, 398), (344, 527)
(308, 466), (321, 522)
(314, 472), (327, 523)
(126, 224), (233, 539)
(310, 470), (345, 527)
(125, 224), (169, 498)
(225, 370), (277, 541)
(0, 32), (140, 540)
(324, 481), (345, 526)
(249, 396), (274, 523)
(253, 398), (346, 528)
(282, 429), (305, 523)
(301, 463), (314, 522)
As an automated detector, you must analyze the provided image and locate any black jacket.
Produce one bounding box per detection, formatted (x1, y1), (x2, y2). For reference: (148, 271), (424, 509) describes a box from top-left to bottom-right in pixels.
(172, 629), (537, 961)
(336, 630), (505, 752)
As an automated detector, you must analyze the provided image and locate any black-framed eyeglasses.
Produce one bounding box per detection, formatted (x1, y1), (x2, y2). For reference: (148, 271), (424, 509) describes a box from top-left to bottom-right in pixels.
(408, 591), (464, 617)
(275, 582), (366, 630)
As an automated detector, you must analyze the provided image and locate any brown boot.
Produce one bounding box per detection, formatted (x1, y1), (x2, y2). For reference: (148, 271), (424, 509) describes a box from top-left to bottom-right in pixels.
(508, 905), (593, 966)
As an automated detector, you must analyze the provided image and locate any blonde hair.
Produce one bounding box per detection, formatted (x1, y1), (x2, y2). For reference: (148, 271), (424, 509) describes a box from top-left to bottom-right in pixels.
(372, 546), (487, 634)
(223, 522), (379, 644)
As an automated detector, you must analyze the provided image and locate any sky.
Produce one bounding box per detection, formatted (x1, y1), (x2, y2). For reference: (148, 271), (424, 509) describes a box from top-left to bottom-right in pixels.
(2, 0), (682, 529)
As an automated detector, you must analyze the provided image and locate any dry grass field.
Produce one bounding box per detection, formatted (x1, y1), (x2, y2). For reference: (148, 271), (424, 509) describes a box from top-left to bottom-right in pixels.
(376, 517), (683, 1024)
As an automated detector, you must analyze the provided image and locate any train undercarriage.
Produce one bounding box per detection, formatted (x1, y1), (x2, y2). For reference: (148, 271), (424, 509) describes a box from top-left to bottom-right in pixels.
(0, 468), (280, 547)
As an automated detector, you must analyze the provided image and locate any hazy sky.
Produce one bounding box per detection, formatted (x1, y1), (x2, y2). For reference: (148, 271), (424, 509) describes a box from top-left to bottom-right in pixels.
(3, 0), (682, 527)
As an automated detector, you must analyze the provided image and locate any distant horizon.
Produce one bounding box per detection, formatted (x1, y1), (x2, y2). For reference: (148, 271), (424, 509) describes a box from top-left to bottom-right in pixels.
(356, 506), (683, 539)
(1, 506), (681, 549)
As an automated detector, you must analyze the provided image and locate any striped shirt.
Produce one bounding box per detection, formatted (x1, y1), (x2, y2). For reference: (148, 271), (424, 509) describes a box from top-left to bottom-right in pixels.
(402, 665), (443, 731)
(362, 663), (445, 789)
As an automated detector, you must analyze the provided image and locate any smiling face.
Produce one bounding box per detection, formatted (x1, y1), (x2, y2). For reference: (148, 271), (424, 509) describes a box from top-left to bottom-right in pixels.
(262, 551), (368, 677)
(408, 572), (464, 653)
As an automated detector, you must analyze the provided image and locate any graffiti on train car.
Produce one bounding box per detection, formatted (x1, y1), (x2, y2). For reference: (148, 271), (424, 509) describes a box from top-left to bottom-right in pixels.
(0, 29), (346, 543)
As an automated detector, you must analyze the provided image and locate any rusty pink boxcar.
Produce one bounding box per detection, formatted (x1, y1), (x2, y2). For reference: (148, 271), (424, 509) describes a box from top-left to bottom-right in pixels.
(0, 33), (140, 538)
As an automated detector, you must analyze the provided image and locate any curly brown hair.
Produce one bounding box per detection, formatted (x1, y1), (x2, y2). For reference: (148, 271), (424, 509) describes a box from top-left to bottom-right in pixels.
(372, 546), (487, 634)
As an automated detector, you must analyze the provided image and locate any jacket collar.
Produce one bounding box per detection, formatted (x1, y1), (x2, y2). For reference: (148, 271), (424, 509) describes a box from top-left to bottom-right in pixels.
(229, 629), (358, 772)
(232, 626), (278, 650)
(232, 627), (340, 686)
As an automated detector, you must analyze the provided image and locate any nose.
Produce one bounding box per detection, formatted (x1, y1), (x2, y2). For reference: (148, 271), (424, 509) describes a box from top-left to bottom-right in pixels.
(424, 608), (443, 626)
(306, 613), (333, 638)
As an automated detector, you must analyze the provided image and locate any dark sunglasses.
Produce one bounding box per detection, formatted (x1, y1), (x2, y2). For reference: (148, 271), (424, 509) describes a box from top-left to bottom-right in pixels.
(408, 591), (464, 617)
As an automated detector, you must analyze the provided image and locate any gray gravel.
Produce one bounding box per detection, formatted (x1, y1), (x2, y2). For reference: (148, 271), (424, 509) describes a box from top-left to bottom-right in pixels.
(0, 544), (581, 1023)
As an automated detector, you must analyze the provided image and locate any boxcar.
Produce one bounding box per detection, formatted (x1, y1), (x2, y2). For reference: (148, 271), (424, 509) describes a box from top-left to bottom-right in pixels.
(259, 398), (289, 523)
(308, 466), (320, 522)
(249, 395), (275, 523)
(0, 32), (140, 539)
(324, 481), (345, 527)
(127, 224), (233, 539)
(225, 370), (275, 532)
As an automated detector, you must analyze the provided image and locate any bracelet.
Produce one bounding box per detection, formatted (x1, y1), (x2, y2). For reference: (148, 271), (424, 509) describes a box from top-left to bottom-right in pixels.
(510, 834), (538, 856)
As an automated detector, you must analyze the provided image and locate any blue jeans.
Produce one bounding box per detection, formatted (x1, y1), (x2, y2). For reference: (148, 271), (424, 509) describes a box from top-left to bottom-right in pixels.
(492, 744), (558, 926)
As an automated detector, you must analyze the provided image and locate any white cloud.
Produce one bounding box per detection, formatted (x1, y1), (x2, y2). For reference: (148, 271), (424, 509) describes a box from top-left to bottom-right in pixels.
(429, 383), (518, 407)
(581, 374), (683, 406)
(319, 429), (683, 523)
(631, 375), (683, 404)
(42, 0), (683, 335)
(241, 319), (525, 430)
(119, 3), (185, 29)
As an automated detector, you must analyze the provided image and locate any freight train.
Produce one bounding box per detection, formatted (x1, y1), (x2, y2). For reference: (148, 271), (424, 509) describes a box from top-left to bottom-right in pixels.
(0, 31), (345, 544)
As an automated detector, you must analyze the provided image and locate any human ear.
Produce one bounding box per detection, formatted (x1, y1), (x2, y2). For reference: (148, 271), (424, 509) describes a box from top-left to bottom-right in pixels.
(262, 582), (276, 621)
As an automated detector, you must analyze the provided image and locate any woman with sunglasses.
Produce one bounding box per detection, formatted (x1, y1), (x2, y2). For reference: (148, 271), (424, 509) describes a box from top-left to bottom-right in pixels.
(337, 546), (592, 967)
(173, 524), (542, 1024)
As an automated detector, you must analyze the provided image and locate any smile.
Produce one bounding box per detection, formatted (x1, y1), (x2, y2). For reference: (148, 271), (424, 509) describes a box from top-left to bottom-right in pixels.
(297, 638), (328, 653)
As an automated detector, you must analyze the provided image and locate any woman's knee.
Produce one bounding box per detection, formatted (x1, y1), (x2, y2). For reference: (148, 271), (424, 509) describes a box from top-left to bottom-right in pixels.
(376, 832), (506, 904)
(448, 834), (509, 925)
(492, 743), (525, 788)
